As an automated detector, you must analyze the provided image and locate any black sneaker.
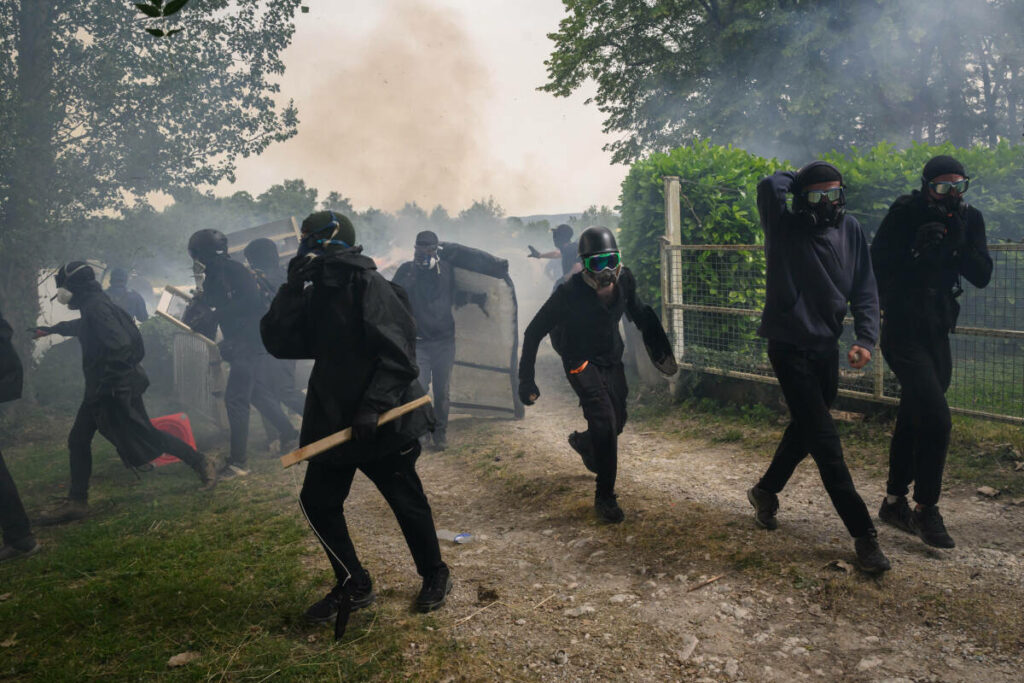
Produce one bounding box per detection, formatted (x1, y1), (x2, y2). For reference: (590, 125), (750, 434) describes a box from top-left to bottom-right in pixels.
(415, 564), (453, 613)
(568, 431), (597, 473)
(36, 498), (89, 526)
(217, 463), (250, 480)
(594, 493), (625, 523)
(0, 536), (41, 563)
(747, 486), (779, 530)
(878, 496), (916, 535)
(913, 505), (955, 548)
(304, 570), (376, 623)
(854, 529), (891, 575)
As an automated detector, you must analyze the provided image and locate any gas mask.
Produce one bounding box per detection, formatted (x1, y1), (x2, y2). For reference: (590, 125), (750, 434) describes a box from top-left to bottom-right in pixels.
(53, 262), (92, 307)
(581, 251), (622, 289)
(795, 187), (845, 229)
(55, 287), (74, 306)
(298, 212), (350, 259)
(414, 249), (439, 270)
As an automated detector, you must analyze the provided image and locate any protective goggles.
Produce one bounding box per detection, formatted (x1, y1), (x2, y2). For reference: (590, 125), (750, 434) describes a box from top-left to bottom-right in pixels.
(804, 187), (844, 204)
(928, 178), (969, 195)
(582, 252), (621, 272)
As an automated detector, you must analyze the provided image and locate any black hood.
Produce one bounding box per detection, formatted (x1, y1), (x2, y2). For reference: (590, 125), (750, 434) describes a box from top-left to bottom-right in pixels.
(68, 280), (103, 310)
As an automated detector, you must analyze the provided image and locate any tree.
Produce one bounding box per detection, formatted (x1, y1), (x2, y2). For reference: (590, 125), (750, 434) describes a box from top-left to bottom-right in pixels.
(458, 197), (505, 227)
(543, 0), (1024, 164)
(0, 0), (301, 374)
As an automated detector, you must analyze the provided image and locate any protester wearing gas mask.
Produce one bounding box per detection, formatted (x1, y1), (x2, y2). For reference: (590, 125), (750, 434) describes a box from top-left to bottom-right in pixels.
(392, 231), (469, 451)
(261, 211), (450, 624)
(184, 229), (298, 479)
(745, 162), (890, 575)
(527, 223), (581, 285)
(105, 267), (148, 322)
(518, 226), (676, 524)
(870, 156), (992, 549)
(243, 238), (307, 449)
(33, 263), (217, 526)
(0, 306), (40, 561)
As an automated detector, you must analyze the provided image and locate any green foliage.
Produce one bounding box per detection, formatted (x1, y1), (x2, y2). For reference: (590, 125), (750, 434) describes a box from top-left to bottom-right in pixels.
(544, 1), (1024, 164)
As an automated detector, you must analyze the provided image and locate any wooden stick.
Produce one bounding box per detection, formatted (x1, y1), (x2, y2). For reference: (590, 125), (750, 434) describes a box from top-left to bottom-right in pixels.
(154, 310), (217, 348)
(280, 395), (433, 468)
(686, 574), (724, 593)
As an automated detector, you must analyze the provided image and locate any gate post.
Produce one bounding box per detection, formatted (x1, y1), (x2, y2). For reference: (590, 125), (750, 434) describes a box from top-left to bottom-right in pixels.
(663, 176), (683, 359)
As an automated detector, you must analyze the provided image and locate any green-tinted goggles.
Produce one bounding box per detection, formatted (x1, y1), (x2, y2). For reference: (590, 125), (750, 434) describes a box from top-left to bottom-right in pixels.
(805, 187), (844, 204)
(929, 178), (969, 195)
(583, 252), (621, 272)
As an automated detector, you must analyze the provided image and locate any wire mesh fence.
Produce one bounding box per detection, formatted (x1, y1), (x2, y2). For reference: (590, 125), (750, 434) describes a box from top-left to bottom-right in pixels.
(661, 243), (1024, 424)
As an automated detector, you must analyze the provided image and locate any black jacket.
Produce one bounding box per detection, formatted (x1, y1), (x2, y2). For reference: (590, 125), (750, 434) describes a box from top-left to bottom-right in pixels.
(871, 191), (992, 336)
(186, 257), (265, 356)
(756, 171), (880, 352)
(261, 247), (433, 464)
(391, 260), (457, 341)
(519, 267), (650, 381)
(106, 285), (149, 322)
(0, 308), (24, 405)
(50, 283), (149, 403)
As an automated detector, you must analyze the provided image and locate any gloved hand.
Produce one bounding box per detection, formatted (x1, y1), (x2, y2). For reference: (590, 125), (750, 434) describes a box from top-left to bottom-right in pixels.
(30, 326), (53, 339)
(518, 378), (540, 406)
(527, 245), (541, 258)
(287, 253), (322, 293)
(912, 222), (947, 256)
(352, 410), (378, 441)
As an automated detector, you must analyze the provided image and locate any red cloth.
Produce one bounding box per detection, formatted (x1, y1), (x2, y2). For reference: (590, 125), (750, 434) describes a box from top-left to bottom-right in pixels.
(150, 413), (196, 466)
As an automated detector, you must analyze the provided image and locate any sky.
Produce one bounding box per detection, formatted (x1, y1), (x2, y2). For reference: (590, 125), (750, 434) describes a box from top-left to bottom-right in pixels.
(220, 0), (627, 217)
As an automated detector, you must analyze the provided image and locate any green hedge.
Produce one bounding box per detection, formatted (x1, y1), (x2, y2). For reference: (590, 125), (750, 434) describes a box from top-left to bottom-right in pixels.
(619, 139), (1024, 309)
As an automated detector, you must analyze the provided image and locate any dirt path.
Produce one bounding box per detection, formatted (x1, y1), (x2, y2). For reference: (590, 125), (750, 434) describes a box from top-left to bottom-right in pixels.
(304, 380), (1024, 682)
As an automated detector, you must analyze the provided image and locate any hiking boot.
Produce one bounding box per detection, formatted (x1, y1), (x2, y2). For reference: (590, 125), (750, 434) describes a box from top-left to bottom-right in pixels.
(192, 453), (218, 491)
(415, 564), (452, 613)
(594, 493), (625, 523)
(854, 529), (891, 575)
(569, 431), (597, 473)
(747, 486), (779, 530)
(878, 496), (915, 535)
(913, 505), (955, 548)
(36, 498), (89, 527)
(0, 537), (41, 563)
(217, 463), (250, 480)
(304, 570), (376, 623)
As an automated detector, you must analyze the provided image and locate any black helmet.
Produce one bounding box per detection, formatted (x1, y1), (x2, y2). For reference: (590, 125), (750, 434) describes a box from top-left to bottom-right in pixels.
(577, 226), (618, 257)
(243, 238), (279, 271)
(188, 229), (229, 265)
(55, 261), (96, 291)
(300, 210), (356, 248)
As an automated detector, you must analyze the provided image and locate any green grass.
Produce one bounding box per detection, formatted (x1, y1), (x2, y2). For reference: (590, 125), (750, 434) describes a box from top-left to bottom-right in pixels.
(0, 434), (486, 681)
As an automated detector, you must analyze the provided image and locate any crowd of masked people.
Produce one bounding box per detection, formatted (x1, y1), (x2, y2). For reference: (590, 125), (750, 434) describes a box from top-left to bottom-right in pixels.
(0, 154), (991, 630)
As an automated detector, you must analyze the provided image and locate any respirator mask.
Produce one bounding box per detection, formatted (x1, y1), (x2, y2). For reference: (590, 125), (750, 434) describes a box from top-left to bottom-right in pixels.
(53, 262), (91, 307)
(414, 247), (439, 271)
(581, 251), (622, 289)
(192, 260), (207, 291)
(796, 187), (846, 229)
(297, 211), (349, 259)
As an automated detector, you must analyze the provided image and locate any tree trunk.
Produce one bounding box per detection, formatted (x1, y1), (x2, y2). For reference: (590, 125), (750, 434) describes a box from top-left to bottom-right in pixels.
(1, 0), (58, 403)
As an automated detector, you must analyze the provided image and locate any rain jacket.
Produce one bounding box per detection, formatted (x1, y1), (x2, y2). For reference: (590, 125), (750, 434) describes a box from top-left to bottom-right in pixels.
(260, 247), (434, 465)
(185, 256), (266, 359)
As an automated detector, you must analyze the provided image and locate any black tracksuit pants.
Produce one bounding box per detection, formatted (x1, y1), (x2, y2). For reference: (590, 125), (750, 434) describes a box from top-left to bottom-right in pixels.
(0, 449), (32, 546)
(757, 342), (873, 538)
(68, 395), (204, 502)
(299, 441), (445, 584)
(225, 352), (298, 466)
(416, 337), (455, 440)
(881, 327), (952, 507)
(566, 361), (628, 498)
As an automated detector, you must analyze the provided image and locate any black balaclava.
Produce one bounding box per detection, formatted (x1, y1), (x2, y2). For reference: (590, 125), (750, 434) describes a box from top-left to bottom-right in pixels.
(243, 238), (280, 272)
(921, 155), (968, 213)
(552, 223), (573, 248)
(55, 262), (97, 308)
(298, 210), (356, 257)
(792, 161), (846, 229)
(414, 230), (440, 270)
(109, 267), (128, 289)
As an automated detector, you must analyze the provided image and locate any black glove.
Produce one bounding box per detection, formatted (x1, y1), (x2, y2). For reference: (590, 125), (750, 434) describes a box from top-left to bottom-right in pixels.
(527, 245), (541, 258)
(518, 378), (540, 406)
(912, 222), (947, 256)
(287, 254), (322, 293)
(352, 410), (378, 441)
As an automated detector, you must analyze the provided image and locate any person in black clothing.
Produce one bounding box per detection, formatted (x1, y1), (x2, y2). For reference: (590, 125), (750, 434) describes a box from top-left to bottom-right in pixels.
(744, 162), (890, 574)
(519, 226), (675, 524)
(105, 267), (148, 322)
(390, 231), (457, 450)
(0, 307), (40, 562)
(871, 155), (992, 549)
(34, 263), (217, 526)
(185, 230), (299, 477)
(261, 210), (451, 625)
(243, 238), (307, 447)
(528, 223), (580, 285)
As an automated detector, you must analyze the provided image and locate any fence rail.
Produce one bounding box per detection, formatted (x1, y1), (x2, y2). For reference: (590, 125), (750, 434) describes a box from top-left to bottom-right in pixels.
(659, 238), (1024, 425)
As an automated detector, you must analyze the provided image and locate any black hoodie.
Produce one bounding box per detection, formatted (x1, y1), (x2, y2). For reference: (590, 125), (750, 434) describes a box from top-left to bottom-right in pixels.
(260, 247), (433, 464)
